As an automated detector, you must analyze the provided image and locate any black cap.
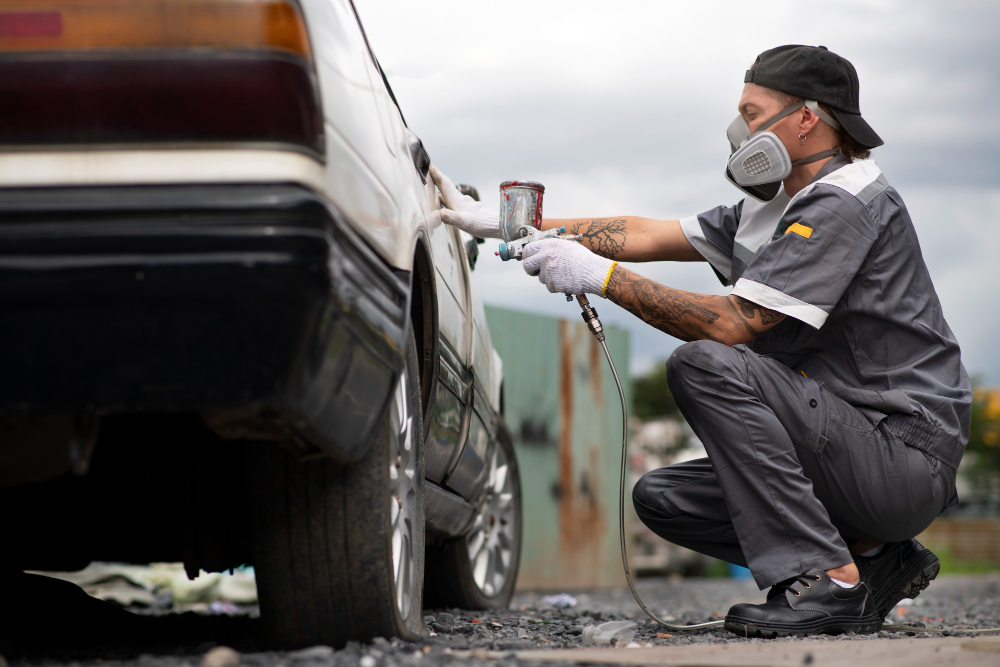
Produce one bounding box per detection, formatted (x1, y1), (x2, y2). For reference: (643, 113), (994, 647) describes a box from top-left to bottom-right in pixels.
(745, 45), (883, 149)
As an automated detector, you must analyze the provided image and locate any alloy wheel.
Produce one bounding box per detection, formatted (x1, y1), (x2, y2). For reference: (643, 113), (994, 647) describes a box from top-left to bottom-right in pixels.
(389, 370), (417, 618)
(465, 443), (517, 597)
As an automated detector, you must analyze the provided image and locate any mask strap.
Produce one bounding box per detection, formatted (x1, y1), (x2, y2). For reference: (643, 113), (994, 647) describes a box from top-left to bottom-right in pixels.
(756, 100), (806, 133)
(758, 99), (842, 134)
(804, 100), (842, 131)
(792, 147), (841, 166)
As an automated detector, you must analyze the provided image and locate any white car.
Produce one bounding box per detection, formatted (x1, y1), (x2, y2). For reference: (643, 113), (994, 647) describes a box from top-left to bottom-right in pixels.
(0, 0), (521, 647)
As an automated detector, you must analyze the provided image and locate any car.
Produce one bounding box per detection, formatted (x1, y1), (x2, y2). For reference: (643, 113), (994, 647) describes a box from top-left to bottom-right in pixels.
(0, 0), (521, 647)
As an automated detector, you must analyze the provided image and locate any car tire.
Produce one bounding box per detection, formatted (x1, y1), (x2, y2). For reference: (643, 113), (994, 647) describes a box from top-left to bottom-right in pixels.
(248, 329), (426, 647)
(424, 422), (522, 610)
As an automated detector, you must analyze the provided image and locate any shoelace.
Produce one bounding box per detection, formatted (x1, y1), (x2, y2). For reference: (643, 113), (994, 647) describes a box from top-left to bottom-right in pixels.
(768, 572), (824, 600)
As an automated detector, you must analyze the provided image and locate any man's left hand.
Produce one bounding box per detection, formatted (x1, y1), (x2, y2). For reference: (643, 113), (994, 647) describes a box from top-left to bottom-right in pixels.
(522, 238), (616, 297)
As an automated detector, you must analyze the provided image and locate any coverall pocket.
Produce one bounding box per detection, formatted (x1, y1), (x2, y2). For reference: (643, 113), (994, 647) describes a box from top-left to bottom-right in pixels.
(818, 386), (879, 456)
(794, 382), (832, 457)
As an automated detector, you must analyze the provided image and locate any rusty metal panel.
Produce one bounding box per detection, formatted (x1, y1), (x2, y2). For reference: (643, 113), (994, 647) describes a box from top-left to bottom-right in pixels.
(485, 305), (631, 590)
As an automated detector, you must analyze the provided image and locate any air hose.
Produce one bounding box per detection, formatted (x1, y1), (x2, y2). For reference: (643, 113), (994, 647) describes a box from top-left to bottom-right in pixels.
(574, 295), (724, 631)
(574, 295), (1000, 636)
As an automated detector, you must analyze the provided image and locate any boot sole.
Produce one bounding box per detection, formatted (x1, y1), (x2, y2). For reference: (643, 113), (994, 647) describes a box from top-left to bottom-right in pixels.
(724, 613), (883, 639)
(873, 551), (940, 619)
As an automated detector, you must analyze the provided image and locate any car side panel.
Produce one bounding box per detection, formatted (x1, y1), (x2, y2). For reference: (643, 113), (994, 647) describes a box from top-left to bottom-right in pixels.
(301, 0), (410, 270)
(422, 213), (473, 483)
(437, 232), (500, 498)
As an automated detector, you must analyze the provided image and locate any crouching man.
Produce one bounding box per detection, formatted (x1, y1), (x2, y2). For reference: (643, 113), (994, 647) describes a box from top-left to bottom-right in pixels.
(433, 45), (971, 637)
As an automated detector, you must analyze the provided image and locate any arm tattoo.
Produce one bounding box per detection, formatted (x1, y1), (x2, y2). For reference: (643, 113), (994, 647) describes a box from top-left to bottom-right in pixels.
(605, 267), (786, 344)
(570, 218), (627, 259)
(605, 265), (723, 342)
(732, 295), (786, 327)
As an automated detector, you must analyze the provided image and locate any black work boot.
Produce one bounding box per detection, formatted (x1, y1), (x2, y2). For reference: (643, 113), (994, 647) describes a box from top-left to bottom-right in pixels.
(855, 538), (940, 619)
(724, 569), (881, 638)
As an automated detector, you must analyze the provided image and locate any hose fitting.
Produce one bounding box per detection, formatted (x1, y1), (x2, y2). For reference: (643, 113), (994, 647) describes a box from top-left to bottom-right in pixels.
(576, 294), (605, 342)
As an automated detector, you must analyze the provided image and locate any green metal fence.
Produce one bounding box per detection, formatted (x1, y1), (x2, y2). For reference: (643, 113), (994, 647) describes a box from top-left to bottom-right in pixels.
(485, 305), (631, 591)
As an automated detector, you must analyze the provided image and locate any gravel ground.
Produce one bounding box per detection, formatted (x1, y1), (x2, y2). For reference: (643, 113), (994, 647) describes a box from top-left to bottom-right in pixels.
(2, 575), (998, 667)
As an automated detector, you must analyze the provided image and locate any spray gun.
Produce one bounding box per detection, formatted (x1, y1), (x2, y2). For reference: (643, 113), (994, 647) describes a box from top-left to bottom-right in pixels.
(494, 180), (584, 304)
(496, 224), (580, 262)
(493, 180), (607, 340)
(495, 180), (581, 266)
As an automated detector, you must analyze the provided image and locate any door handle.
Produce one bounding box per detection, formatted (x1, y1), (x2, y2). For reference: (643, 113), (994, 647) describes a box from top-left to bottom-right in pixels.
(409, 137), (431, 184)
(465, 236), (479, 270)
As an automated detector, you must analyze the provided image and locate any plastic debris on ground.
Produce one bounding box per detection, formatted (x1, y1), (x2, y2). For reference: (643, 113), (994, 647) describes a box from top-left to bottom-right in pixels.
(541, 593), (577, 608)
(28, 562), (258, 615)
(581, 620), (638, 645)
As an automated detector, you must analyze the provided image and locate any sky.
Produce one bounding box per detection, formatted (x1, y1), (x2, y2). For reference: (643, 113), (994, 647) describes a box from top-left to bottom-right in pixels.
(357, 0), (1000, 382)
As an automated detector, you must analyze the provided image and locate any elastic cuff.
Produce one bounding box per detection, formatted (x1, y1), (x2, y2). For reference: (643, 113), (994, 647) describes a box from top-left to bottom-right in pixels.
(601, 262), (618, 298)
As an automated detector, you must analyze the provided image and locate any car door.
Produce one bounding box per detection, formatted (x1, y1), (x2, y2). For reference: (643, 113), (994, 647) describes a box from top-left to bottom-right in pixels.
(423, 219), (473, 484)
(441, 229), (500, 500)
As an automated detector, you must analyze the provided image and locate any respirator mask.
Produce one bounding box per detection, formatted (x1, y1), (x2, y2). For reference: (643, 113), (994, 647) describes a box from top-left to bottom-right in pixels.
(725, 99), (842, 201)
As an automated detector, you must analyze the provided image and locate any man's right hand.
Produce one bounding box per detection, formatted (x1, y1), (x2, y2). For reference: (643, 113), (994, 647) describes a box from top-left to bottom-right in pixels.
(430, 165), (502, 239)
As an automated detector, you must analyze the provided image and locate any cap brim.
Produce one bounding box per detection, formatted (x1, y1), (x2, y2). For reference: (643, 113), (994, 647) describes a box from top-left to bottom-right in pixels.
(829, 108), (883, 149)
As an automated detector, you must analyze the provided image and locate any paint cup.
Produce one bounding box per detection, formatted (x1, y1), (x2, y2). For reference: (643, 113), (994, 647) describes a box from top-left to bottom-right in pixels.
(499, 180), (545, 242)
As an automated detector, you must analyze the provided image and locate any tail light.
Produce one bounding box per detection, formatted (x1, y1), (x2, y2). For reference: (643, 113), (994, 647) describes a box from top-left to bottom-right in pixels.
(0, 1), (323, 156)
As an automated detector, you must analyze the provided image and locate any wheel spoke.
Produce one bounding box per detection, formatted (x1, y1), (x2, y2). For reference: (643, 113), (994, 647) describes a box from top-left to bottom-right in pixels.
(467, 528), (485, 560)
(485, 548), (498, 596)
(392, 526), (402, 571)
(493, 463), (507, 493)
(496, 491), (513, 511)
(473, 546), (489, 588)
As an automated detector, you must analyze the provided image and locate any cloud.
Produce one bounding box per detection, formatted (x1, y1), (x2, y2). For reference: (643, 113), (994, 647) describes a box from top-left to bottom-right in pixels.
(357, 0), (1000, 381)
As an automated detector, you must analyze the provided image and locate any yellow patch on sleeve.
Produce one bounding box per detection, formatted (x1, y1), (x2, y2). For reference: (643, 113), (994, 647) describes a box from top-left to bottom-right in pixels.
(785, 222), (813, 239)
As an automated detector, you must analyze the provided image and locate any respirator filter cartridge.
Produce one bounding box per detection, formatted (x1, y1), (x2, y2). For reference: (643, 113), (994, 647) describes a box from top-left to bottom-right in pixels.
(727, 131), (794, 186)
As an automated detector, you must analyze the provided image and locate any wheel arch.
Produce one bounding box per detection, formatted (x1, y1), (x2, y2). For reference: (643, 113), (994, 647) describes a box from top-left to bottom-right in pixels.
(409, 233), (439, 433)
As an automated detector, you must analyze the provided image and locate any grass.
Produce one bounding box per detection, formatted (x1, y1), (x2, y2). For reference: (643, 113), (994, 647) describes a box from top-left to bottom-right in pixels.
(925, 543), (1000, 575)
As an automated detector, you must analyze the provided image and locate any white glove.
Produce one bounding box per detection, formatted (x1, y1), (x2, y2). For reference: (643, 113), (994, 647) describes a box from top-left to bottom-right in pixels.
(430, 165), (502, 239)
(522, 238), (617, 297)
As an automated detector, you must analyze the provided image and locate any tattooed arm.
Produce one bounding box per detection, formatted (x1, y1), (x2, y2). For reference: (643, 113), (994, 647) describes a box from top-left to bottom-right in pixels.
(541, 216), (703, 262)
(605, 265), (786, 345)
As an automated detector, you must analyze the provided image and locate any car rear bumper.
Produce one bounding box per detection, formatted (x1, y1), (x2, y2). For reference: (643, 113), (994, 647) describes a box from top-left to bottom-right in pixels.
(0, 184), (409, 463)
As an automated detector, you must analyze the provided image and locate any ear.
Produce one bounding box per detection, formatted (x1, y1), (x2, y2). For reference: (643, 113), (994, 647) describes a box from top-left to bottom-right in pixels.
(798, 107), (821, 135)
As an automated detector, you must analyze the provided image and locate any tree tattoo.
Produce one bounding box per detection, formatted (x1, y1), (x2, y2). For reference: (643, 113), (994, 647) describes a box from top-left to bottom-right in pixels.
(604, 267), (786, 343)
(570, 218), (627, 258)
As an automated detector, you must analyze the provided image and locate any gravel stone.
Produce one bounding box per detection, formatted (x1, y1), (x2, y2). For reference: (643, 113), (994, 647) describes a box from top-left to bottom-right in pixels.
(288, 646), (335, 662)
(201, 646), (240, 667)
(2, 575), (998, 666)
(430, 613), (455, 632)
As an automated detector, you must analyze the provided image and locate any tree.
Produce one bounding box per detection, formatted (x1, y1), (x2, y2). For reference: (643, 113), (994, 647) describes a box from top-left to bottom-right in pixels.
(966, 382), (1000, 510)
(632, 365), (680, 420)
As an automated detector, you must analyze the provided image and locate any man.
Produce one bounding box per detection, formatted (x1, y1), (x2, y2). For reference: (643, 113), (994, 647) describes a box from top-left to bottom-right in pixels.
(432, 45), (971, 638)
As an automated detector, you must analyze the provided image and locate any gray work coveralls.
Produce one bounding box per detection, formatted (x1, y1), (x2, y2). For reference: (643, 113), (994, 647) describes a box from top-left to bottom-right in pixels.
(633, 155), (972, 589)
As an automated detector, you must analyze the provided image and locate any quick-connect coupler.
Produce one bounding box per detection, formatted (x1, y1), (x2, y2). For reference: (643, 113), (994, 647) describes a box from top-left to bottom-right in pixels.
(576, 295), (606, 342)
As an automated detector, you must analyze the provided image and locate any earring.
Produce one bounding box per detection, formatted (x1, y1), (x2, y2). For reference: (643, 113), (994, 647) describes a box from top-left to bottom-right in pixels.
(799, 133), (807, 145)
